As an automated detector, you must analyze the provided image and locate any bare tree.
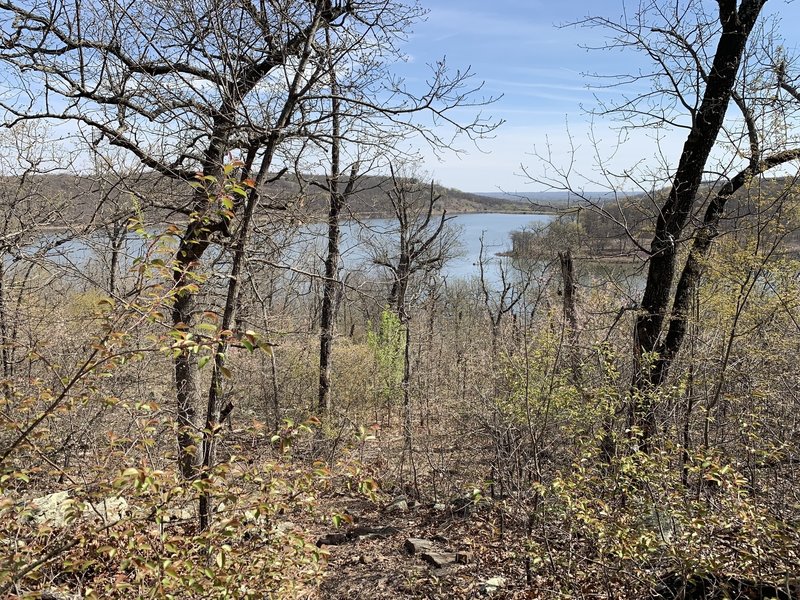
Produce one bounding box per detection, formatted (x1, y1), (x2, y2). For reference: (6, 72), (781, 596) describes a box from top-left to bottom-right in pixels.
(531, 1), (800, 448)
(0, 0), (498, 478)
(315, 29), (360, 415)
(478, 234), (532, 351)
(0, 124), (75, 381)
(367, 164), (458, 482)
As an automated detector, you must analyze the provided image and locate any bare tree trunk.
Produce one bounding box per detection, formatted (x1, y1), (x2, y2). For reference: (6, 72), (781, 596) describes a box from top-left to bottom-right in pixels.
(559, 249), (577, 333)
(653, 150), (800, 386)
(0, 262), (8, 381)
(199, 143), (273, 529)
(172, 223), (218, 480)
(108, 219), (125, 296)
(401, 318), (418, 493)
(173, 287), (202, 480)
(172, 122), (230, 480)
(318, 53), (344, 415)
(634, 1), (766, 446)
(270, 349), (280, 433)
(559, 249), (580, 383)
(0, 260), (12, 396)
(175, 21), (318, 481)
(317, 204), (341, 414)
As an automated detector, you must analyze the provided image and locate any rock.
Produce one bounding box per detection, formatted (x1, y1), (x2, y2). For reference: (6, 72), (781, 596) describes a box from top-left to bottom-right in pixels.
(162, 507), (194, 523)
(431, 566), (455, 578)
(432, 502), (447, 512)
(274, 520), (296, 534)
(86, 496), (128, 524)
(27, 492), (128, 527)
(386, 496), (408, 513)
(404, 538), (434, 555)
(479, 577), (506, 595)
(420, 551), (458, 568)
(317, 525), (400, 547)
(40, 589), (80, 600)
(350, 525), (399, 540)
(316, 532), (348, 546)
(28, 491), (72, 526)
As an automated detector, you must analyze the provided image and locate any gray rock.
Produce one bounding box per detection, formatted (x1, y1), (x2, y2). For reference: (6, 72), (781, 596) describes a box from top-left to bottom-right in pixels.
(386, 497), (409, 513)
(274, 520), (296, 534)
(40, 589), (80, 600)
(162, 506), (194, 523)
(317, 525), (400, 547)
(27, 492), (128, 527)
(404, 537), (434, 554)
(28, 491), (72, 526)
(85, 496), (129, 524)
(479, 577), (506, 594)
(420, 551), (458, 568)
(351, 525), (399, 540)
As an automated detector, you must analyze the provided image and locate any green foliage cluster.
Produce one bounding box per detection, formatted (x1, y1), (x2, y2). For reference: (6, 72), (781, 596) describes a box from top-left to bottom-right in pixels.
(529, 439), (799, 596)
(367, 308), (405, 408)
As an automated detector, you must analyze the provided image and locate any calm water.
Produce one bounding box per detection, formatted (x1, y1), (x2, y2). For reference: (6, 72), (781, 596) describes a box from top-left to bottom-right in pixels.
(299, 212), (554, 283)
(31, 212), (554, 285)
(414, 212), (552, 279)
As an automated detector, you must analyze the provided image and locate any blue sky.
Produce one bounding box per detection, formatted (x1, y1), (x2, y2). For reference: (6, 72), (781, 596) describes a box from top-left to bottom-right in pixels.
(402, 1), (800, 192)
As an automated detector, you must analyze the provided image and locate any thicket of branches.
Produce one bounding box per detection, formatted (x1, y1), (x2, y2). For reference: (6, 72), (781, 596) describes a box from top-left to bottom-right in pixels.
(1, 1), (800, 599)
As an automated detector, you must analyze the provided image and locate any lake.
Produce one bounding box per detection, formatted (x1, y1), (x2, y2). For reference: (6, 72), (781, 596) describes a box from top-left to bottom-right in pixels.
(294, 212), (554, 285)
(430, 212), (553, 279)
(27, 212), (554, 288)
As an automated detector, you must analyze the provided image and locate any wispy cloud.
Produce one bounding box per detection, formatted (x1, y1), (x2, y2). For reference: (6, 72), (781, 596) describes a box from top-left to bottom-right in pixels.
(423, 7), (555, 41)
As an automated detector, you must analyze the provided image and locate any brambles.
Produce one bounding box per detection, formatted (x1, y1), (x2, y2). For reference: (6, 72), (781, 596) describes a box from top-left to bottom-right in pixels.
(3, 0), (800, 597)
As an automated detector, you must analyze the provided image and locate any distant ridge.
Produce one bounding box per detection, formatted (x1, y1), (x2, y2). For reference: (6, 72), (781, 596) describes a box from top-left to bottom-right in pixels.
(0, 172), (539, 224)
(477, 191), (612, 203)
(475, 191), (604, 213)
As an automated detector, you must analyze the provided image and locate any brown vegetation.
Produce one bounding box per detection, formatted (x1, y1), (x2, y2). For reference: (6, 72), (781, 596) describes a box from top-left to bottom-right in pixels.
(2, 1), (800, 599)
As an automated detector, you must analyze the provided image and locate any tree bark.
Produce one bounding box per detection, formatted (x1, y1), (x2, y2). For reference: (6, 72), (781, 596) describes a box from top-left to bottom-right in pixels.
(634, 0), (767, 443)
(559, 249), (580, 382)
(318, 50), (347, 415)
(317, 193), (342, 414)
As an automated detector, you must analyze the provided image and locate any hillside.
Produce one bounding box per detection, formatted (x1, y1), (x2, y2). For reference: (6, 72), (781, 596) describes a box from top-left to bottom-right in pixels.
(251, 174), (536, 217)
(0, 172), (535, 227)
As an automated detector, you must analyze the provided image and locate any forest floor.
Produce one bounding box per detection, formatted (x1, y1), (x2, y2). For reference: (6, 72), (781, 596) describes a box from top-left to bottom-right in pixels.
(309, 492), (536, 599)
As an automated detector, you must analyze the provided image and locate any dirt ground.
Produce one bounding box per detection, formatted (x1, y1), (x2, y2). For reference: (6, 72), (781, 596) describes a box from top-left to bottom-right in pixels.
(310, 493), (538, 599)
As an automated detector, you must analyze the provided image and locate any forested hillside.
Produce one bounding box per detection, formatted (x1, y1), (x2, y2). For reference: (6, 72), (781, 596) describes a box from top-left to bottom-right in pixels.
(3, 172), (530, 228)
